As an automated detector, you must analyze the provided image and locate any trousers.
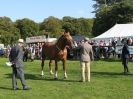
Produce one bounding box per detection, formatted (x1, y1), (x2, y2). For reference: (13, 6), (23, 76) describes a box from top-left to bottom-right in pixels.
(122, 58), (129, 73)
(12, 66), (27, 88)
(80, 61), (90, 82)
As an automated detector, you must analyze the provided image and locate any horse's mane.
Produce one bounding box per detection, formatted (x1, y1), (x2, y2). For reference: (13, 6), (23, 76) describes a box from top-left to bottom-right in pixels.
(56, 33), (72, 45)
(43, 40), (57, 47)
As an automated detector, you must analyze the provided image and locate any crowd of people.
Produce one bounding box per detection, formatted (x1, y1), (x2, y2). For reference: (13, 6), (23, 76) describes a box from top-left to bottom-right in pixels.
(4, 42), (44, 62)
(2, 37), (133, 62)
(71, 37), (133, 60)
(2, 37), (133, 61)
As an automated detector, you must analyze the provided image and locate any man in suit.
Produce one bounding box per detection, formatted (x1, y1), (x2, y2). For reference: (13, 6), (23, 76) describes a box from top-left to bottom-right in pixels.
(121, 40), (130, 74)
(79, 37), (94, 82)
(9, 39), (31, 90)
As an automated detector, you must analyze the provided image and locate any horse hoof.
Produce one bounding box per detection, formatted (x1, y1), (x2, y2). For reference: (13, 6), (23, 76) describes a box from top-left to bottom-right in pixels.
(54, 77), (58, 80)
(64, 76), (67, 79)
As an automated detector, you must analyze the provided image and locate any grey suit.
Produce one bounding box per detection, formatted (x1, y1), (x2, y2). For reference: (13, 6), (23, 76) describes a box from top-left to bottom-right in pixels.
(79, 42), (94, 82)
(79, 42), (94, 62)
(9, 44), (27, 89)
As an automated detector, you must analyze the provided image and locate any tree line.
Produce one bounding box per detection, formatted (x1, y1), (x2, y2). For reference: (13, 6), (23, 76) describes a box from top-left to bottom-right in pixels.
(0, 16), (93, 45)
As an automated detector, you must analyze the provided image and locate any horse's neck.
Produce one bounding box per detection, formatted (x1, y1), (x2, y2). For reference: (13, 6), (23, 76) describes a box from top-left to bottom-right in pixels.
(56, 42), (66, 50)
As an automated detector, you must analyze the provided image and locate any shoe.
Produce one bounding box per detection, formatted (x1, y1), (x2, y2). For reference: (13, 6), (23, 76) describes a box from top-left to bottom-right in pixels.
(13, 87), (19, 90)
(23, 86), (31, 90)
(123, 72), (129, 75)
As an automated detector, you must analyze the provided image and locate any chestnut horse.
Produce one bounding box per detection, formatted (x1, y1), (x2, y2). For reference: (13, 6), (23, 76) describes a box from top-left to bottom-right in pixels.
(41, 32), (73, 79)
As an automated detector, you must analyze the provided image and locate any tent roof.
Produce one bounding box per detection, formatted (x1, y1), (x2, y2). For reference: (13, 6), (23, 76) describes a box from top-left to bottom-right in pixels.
(93, 24), (133, 39)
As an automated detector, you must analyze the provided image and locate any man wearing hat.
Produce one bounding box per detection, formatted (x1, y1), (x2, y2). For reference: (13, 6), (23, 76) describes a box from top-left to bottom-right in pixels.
(79, 37), (94, 82)
(9, 39), (31, 90)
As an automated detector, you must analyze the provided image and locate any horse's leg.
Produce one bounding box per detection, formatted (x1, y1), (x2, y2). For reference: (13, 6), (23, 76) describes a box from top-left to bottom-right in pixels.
(54, 60), (58, 79)
(63, 60), (67, 79)
(49, 60), (54, 75)
(41, 59), (45, 76)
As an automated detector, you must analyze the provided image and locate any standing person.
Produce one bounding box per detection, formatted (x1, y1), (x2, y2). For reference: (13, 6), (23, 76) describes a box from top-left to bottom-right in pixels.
(9, 39), (31, 90)
(121, 40), (130, 74)
(79, 37), (94, 82)
(23, 46), (29, 62)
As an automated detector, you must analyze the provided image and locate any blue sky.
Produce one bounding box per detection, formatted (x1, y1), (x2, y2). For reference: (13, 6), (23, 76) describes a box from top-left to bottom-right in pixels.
(0, 0), (95, 22)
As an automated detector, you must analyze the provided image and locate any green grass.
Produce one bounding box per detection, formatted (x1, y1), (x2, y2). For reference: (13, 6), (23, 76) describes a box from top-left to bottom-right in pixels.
(0, 58), (133, 99)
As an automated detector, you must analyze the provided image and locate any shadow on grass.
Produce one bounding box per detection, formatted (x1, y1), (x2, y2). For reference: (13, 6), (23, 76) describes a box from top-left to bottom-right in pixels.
(92, 71), (133, 76)
(43, 77), (79, 82)
(94, 58), (121, 62)
(4, 73), (79, 82)
(5, 73), (45, 80)
(94, 58), (133, 62)
(0, 86), (12, 90)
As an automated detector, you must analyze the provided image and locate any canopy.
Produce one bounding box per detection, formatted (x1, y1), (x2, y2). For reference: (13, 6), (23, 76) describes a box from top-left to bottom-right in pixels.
(93, 24), (133, 40)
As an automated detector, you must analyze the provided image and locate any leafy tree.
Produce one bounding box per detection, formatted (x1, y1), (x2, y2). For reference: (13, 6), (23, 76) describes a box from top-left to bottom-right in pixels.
(93, 0), (123, 9)
(15, 18), (39, 40)
(40, 16), (62, 37)
(62, 22), (75, 35)
(62, 16), (94, 37)
(78, 18), (94, 36)
(0, 17), (20, 45)
(92, 0), (133, 36)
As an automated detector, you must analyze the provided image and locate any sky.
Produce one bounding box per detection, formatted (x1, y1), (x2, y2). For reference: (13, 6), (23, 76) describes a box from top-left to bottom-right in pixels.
(0, 0), (95, 22)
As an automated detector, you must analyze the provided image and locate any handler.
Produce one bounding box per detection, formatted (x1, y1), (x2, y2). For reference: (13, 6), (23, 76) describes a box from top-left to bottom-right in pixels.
(79, 37), (94, 82)
(9, 39), (31, 90)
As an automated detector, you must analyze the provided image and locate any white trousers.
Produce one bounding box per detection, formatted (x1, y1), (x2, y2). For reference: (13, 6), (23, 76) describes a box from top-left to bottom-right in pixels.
(80, 61), (90, 82)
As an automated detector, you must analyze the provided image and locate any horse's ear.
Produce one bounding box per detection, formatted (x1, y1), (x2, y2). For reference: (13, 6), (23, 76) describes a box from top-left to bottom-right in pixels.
(66, 31), (70, 34)
(64, 31), (70, 34)
(64, 31), (70, 35)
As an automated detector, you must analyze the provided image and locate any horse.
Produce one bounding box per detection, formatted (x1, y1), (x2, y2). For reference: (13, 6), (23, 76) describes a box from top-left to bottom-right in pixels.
(41, 32), (73, 79)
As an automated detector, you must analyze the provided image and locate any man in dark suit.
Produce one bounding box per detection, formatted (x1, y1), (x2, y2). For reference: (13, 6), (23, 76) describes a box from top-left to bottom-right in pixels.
(9, 39), (31, 90)
(121, 41), (130, 74)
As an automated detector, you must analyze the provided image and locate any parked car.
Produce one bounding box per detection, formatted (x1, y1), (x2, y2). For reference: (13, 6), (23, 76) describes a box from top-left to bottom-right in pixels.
(0, 49), (5, 56)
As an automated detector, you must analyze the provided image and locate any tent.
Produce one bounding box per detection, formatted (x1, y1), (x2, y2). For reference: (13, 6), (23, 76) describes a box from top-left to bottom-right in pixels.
(93, 24), (133, 40)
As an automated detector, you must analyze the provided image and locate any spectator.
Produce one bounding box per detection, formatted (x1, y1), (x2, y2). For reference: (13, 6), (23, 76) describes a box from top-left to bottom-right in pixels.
(121, 40), (130, 74)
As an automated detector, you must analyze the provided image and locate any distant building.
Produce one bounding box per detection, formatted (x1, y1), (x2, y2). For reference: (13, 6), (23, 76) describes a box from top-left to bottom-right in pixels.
(26, 35), (57, 43)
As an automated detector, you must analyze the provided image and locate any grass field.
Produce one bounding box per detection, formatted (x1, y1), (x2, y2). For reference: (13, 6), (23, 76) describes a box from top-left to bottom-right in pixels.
(0, 57), (133, 99)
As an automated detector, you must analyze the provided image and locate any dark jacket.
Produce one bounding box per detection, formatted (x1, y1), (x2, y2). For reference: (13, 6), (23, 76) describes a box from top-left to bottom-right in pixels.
(9, 44), (24, 68)
(122, 44), (130, 59)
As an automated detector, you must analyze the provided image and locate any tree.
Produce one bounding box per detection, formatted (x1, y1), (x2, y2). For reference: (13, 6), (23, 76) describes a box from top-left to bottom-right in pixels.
(77, 18), (94, 36)
(92, 0), (133, 36)
(62, 16), (94, 36)
(0, 17), (20, 45)
(15, 18), (39, 40)
(40, 16), (62, 37)
(93, 0), (123, 10)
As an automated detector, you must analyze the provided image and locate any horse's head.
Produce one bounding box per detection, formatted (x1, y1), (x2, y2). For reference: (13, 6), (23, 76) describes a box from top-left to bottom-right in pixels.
(57, 32), (73, 49)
